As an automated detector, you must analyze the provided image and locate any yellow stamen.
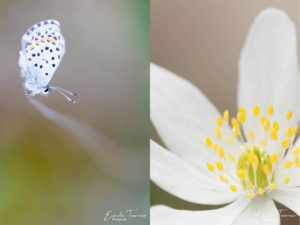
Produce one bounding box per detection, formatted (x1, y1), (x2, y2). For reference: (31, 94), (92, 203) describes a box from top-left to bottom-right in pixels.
(270, 183), (276, 190)
(296, 162), (300, 168)
(219, 175), (224, 182)
(292, 148), (300, 156)
(237, 169), (246, 180)
(248, 193), (254, 199)
(230, 185), (237, 192)
(232, 126), (239, 139)
(248, 129), (254, 140)
(47, 37), (51, 41)
(260, 138), (267, 147)
(237, 112), (245, 124)
(205, 137), (212, 148)
(52, 39), (57, 44)
(263, 119), (270, 131)
(231, 118), (239, 128)
(260, 115), (266, 125)
(225, 136), (234, 145)
(206, 162), (215, 172)
(34, 40), (39, 45)
(294, 156), (299, 164)
(218, 146), (224, 158)
(272, 121), (279, 130)
(214, 128), (221, 140)
(223, 177), (228, 183)
(284, 176), (290, 184)
(286, 126), (293, 138)
(270, 153), (277, 164)
(282, 138), (290, 150)
(286, 110), (292, 121)
(239, 107), (247, 116)
(227, 153), (235, 162)
(41, 37), (45, 42)
(253, 105), (260, 117)
(28, 45), (34, 49)
(284, 161), (293, 169)
(270, 128), (278, 140)
(216, 116), (222, 127)
(223, 110), (229, 123)
(216, 161), (224, 171)
(267, 105), (273, 116)
(257, 188), (265, 195)
(293, 125), (299, 135)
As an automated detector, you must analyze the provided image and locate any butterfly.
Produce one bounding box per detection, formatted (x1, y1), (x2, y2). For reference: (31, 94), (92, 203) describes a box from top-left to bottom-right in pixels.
(18, 19), (77, 103)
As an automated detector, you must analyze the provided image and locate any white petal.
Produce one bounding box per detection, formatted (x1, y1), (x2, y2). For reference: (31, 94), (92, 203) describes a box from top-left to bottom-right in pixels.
(151, 140), (242, 205)
(269, 187), (300, 215)
(150, 196), (251, 225)
(151, 63), (234, 167)
(238, 8), (299, 134)
(232, 195), (279, 225)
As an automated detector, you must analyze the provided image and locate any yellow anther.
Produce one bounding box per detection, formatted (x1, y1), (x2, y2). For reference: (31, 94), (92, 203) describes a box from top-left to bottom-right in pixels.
(284, 176), (290, 184)
(263, 119), (270, 131)
(293, 125), (299, 135)
(260, 138), (267, 147)
(237, 169), (246, 180)
(28, 45), (34, 49)
(47, 37), (51, 41)
(231, 118), (239, 128)
(282, 138), (290, 150)
(214, 128), (221, 140)
(237, 112), (246, 124)
(270, 183), (276, 190)
(52, 39), (57, 44)
(294, 156), (299, 164)
(296, 162), (300, 168)
(216, 116), (222, 127)
(253, 105), (260, 117)
(257, 188), (265, 195)
(232, 126), (239, 139)
(216, 161), (224, 171)
(227, 153), (235, 162)
(206, 162), (215, 172)
(223, 177), (228, 183)
(248, 152), (258, 167)
(263, 164), (271, 175)
(217, 146), (225, 158)
(248, 129), (254, 140)
(34, 40), (39, 45)
(41, 37), (45, 42)
(212, 143), (218, 152)
(293, 147), (300, 156)
(242, 161), (249, 169)
(270, 128), (278, 140)
(239, 107), (247, 116)
(270, 153), (277, 164)
(286, 110), (292, 121)
(284, 161), (293, 169)
(286, 126), (293, 138)
(205, 137), (212, 148)
(223, 110), (229, 122)
(272, 121), (279, 130)
(230, 185), (237, 192)
(219, 175), (224, 182)
(248, 193), (254, 199)
(260, 115), (266, 125)
(267, 105), (273, 116)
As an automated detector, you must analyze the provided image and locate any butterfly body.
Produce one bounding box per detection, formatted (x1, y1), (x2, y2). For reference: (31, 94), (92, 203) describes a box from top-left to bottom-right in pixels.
(19, 20), (66, 97)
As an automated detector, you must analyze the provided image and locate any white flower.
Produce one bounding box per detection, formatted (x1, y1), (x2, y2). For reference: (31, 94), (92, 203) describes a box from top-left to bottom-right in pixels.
(151, 8), (300, 225)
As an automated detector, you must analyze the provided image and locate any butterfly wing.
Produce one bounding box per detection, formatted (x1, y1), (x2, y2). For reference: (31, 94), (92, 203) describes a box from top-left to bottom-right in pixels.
(20, 20), (65, 94)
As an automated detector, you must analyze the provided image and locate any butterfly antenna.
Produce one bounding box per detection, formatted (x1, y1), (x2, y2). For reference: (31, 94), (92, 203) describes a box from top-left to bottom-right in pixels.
(51, 86), (76, 103)
(51, 86), (77, 96)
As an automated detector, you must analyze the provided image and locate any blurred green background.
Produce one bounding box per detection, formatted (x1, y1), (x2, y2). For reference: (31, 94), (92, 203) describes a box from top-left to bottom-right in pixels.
(0, 0), (149, 224)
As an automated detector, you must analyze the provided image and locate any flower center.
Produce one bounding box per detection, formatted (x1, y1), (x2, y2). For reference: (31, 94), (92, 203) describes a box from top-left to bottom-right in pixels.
(237, 143), (274, 195)
(205, 104), (300, 199)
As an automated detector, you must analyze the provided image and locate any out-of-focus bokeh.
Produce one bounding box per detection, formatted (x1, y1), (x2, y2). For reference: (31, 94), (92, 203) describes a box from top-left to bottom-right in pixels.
(151, 0), (299, 224)
(0, 0), (149, 224)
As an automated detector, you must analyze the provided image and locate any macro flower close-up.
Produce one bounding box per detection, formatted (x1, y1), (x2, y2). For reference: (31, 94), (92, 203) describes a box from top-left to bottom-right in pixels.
(151, 8), (300, 225)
